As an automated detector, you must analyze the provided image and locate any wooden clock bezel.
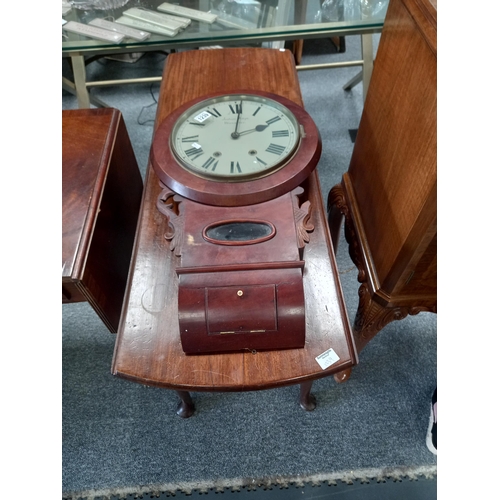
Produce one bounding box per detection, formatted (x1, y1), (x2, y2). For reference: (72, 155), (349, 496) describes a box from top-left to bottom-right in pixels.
(150, 90), (322, 207)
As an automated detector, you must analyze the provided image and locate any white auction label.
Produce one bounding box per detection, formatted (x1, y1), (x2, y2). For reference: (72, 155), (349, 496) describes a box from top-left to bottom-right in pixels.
(315, 348), (340, 370)
(194, 111), (211, 123)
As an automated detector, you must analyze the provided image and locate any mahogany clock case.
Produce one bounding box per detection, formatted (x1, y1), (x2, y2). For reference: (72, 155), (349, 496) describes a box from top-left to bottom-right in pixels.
(150, 89), (322, 207)
(160, 188), (313, 354)
(151, 90), (322, 355)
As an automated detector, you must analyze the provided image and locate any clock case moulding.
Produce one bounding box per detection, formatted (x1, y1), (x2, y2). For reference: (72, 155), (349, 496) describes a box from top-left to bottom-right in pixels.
(151, 90), (322, 207)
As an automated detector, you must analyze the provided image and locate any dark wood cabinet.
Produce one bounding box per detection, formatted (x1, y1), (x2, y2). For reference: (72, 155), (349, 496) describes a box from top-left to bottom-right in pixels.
(62, 108), (143, 332)
(328, 0), (437, 382)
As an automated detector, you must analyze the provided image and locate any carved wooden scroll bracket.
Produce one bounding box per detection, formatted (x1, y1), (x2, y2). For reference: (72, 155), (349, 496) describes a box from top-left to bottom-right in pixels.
(157, 183), (315, 258)
(328, 183), (365, 283)
(157, 183), (185, 257)
(292, 186), (314, 250)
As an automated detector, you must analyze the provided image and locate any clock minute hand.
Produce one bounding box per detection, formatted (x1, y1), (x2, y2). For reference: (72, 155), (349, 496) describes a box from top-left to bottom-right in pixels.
(237, 124), (270, 136)
(231, 100), (243, 138)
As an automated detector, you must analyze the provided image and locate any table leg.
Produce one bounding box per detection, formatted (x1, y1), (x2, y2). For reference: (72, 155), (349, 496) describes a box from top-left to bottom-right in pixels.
(299, 380), (316, 411)
(176, 390), (195, 418)
(70, 55), (91, 109)
(291, 0), (307, 64)
(262, 0), (291, 49)
(360, 33), (373, 101)
(63, 74), (109, 109)
(177, 385), (316, 416)
(333, 367), (352, 383)
(342, 34), (374, 101)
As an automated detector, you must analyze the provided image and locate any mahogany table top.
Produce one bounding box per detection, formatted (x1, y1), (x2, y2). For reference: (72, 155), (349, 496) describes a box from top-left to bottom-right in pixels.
(111, 47), (357, 392)
(62, 108), (119, 282)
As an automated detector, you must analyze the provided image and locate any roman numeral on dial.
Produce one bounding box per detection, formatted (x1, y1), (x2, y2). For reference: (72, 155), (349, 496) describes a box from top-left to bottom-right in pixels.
(265, 143), (286, 155)
(272, 130), (289, 137)
(266, 116), (281, 125)
(230, 161), (242, 174)
(201, 157), (218, 171)
(229, 104), (242, 114)
(185, 147), (204, 159)
(181, 135), (199, 142)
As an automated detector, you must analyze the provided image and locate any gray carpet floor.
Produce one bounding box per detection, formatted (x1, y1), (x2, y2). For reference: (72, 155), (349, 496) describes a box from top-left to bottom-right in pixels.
(62, 36), (437, 499)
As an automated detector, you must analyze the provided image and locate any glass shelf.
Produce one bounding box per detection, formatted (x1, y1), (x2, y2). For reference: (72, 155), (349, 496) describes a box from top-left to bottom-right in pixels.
(62, 0), (387, 53)
(62, 0), (388, 108)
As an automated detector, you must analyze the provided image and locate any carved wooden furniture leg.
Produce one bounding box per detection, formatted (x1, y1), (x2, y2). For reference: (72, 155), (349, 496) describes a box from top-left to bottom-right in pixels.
(175, 391), (195, 418)
(299, 380), (316, 411)
(328, 184), (366, 283)
(353, 283), (421, 352)
(329, 183), (378, 385)
(329, 183), (357, 384)
(327, 185), (345, 254)
(328, 183), (436, 385)
(334, 286), (433, 382)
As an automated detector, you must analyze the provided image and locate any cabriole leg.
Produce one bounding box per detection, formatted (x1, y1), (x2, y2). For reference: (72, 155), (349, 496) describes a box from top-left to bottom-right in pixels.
(176, 390), (195, 418)
(299, 380), (316, 411)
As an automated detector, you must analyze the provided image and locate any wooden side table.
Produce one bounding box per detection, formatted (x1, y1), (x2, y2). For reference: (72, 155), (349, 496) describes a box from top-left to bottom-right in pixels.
(111, 47), (357, 417)
(328, 0), (437, 382)
(62, 108), (143, 333)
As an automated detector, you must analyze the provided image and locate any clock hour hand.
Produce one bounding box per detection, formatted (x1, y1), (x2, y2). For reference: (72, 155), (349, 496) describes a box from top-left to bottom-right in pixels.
(236, 124), (269, 136)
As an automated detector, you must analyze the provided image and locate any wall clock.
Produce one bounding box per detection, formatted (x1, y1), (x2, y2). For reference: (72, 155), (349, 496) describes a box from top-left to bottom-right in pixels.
(151, 90), (322, 354)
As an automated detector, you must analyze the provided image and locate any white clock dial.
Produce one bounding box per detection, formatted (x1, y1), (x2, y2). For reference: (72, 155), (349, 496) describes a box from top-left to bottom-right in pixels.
(170, 93), (300, 181)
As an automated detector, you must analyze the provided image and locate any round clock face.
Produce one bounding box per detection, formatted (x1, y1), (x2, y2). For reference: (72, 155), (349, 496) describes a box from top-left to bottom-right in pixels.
(151, 90), (321, 207)
(170, 94), (300, 181)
